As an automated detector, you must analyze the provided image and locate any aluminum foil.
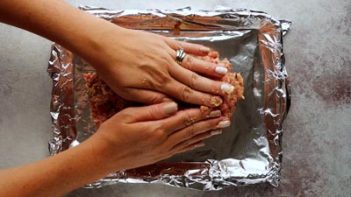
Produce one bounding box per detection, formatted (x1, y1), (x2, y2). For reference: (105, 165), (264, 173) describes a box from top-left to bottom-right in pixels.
(47, 6), (291, 191)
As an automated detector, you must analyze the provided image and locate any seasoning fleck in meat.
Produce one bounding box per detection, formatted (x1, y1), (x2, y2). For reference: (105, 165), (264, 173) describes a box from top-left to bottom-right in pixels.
(84, 50), (244, 127)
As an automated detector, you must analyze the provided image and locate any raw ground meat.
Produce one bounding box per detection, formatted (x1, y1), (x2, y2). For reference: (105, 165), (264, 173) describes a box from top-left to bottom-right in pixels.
(84, 73), (131, 126)
(84, 50), (244, 127)
(198, 51), (245, 118)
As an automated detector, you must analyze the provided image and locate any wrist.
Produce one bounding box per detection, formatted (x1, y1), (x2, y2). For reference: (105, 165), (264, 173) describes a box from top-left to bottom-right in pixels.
(68, 14), (129, 69)
(81, 131), (130, 173)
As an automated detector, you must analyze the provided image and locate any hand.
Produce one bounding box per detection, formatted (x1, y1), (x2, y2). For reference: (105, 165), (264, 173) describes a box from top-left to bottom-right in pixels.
(0, 1), (235, 196)
(86, 27), (234, 107)
(90, 102), (230, 171)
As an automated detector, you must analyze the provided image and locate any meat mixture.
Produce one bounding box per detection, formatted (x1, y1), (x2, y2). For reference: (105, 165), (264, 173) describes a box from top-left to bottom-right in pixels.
(84, 50), (244, 127)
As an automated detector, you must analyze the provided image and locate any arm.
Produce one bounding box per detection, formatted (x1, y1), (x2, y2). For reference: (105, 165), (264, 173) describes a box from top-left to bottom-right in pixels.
(0, 1), (231, 196)
(0, 0), (115, 60)
(0, 103), (228, 196)
(0, 0), (235, 106)
(0, 136), (111, 196)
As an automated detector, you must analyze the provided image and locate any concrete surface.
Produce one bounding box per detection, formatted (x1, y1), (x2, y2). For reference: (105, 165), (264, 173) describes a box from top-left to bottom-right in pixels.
(0, 0), (350, 196)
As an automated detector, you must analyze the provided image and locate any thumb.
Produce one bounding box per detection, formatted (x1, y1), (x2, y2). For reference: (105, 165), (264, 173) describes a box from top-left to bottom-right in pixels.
(128, 102), (178, 122)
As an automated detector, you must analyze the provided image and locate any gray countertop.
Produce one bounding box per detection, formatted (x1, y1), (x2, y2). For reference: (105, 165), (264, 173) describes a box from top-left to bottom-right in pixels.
(0, 0), (350, 196)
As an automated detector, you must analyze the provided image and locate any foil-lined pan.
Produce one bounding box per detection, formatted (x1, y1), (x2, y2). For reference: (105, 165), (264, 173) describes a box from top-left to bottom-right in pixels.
(47, 6), (291, 190)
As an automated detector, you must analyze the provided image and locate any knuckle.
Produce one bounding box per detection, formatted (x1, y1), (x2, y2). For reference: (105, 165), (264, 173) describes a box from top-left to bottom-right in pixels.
(189, 109), (202, 122)
(161, 52), (173, 64)
(139, 78), (153, 89)
(184, 139), (193, 146)
(166, 51), (176, 61)
(177, 85), (192, 102)
(189, 73), (199, 89)
(172, 41), (182, 50)
(184, 55), (194, 65)
(181, 116), (190, 127)
(141, 66), (171, 90)
(197, 110), (207, 120)
(204, 62), (215, 71)
(163, 75), (173, 85)
(153, 127), (167, 141)
(200, 95), (211, 106)
(147, 107), (158, 119)
(182, 111), (195, 126)
(183, 139), (194, 148)
(149, 94), (166, 104)
(182, 56), (193, 70)
(119, 108), (136, 120)
(186, 124), (197, 138)
(155, 75), (172, 90)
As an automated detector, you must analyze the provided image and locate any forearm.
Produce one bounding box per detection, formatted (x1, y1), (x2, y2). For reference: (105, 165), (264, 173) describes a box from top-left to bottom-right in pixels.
(0, 136), (115, 197)
(0, 1), (126, 196)
(0, 0), (125, 66)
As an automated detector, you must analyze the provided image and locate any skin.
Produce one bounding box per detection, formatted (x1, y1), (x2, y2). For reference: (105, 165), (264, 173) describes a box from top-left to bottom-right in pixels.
(0, 0), (232, 196)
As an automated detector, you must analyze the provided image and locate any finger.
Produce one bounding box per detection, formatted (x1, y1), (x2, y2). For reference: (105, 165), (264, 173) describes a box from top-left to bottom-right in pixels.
(124, 88), (171, 104)
(181, 55), (229, 78)
(167, 48), (229, 78)
(164, 79), (223, 107)
(173, 141), (206, 155)
(161, 108), (222, 134)
(164, 38), (210, 56)
(125, 102), (178, 122)
(169, 63), (235, 96)
(172, 129), (223, 154)
(166, 117), (230, 148)
(185, 129), (223, 146)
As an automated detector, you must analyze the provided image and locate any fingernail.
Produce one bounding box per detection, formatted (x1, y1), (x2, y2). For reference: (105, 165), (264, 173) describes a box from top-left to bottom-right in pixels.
(163, 102), (178, 115)
(217, 120), (231, 128)
(207, 110), (221, 118)
(215, 66), (228, 75)
(193, 142), (205, 148)
(210, 129), (223, 136)
(221, 83), (235, 94)
(210, 96), (223, 107)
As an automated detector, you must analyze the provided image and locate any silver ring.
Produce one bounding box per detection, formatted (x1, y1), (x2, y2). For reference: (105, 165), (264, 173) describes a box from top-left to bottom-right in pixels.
(176, 49), (186, 63)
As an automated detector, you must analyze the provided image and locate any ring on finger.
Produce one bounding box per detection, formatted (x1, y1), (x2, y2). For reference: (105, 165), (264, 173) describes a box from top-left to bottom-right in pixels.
(176, 48), (186, 63)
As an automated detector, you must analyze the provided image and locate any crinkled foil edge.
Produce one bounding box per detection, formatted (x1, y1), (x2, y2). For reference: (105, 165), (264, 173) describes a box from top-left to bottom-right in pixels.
(48, 6), (291, 190)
